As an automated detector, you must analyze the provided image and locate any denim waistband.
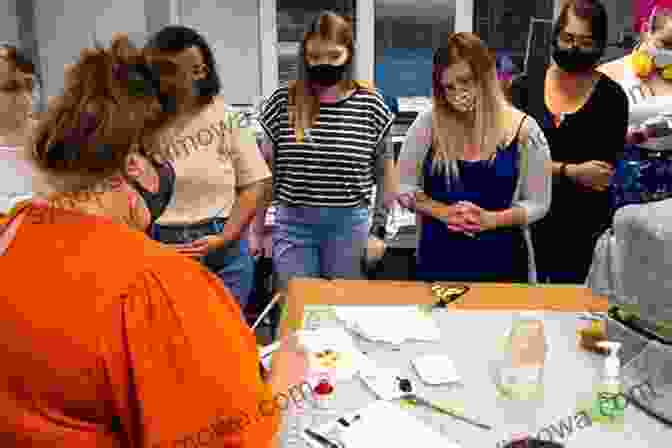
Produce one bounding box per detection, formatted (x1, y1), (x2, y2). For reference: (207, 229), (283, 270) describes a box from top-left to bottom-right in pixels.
(274, 205), (369, 227)
(156, 217), (227, 232)
(152, 217), (228, 243)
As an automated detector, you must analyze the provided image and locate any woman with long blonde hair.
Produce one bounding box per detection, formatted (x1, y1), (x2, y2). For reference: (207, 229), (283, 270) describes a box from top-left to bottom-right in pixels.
(398, 33), (552, 282)
(254, 11), (397, 292)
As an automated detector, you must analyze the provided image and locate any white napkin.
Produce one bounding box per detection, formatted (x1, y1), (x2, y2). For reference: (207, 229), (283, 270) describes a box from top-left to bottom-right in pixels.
(412, 354), (461, 385)
(333, 306), (441, 344)
(358, 365), (407, 400)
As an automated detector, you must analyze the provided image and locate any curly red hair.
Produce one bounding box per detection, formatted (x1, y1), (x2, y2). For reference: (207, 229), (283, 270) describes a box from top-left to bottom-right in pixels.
(30, 34), (162, 195)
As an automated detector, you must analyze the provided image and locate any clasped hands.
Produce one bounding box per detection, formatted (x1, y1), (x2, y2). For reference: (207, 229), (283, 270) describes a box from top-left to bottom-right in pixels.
(440, 201), (497, 236)
(165, 234), (230, 258)
(566, 160), (614, 192)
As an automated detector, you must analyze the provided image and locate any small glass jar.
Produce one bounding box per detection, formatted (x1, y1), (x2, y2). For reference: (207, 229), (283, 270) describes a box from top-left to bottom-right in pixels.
(577, 319), (607, 354)
(497, 312), (547, 401)
(313, 378), (335, 409)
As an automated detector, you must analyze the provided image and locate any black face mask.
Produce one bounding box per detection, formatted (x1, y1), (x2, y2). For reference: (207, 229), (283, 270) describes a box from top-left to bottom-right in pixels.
(128, 159), (175, 225)
(156, 93), (178, 114)
(306, 63), (348, 87)
(551, 41), (603, 73)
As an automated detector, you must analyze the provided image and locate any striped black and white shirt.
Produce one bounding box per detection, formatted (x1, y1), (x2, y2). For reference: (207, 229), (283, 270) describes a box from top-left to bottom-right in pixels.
(258, 86), (394, 207)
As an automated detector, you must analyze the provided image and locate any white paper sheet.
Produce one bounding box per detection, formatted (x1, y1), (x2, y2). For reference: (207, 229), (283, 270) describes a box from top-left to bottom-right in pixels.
(302, 400), (460, 448)
(332, 306), (441, 344)
(357, 365), (407, 400)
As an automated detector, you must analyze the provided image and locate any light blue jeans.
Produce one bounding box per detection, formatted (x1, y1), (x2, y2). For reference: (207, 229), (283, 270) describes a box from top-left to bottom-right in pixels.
(272, 205), (369, 291)
(152, 219), (254, 310)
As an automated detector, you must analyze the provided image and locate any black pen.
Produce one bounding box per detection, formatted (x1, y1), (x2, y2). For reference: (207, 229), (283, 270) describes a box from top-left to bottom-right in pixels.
(409, 394), (493, 430)
(304, 428), (341, 448)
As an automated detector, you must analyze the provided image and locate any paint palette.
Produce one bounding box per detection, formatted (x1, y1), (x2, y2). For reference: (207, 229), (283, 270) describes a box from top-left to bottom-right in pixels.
(299, 327), (371, 382)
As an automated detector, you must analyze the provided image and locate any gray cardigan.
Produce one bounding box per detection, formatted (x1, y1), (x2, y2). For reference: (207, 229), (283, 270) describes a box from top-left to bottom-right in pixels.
(397, 107), (552, 282)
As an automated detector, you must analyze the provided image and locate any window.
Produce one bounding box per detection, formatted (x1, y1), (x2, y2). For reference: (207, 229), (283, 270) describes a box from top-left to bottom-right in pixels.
(374, 1), (454, 112)
(277, 0), (356, 87)
(474, 0), (554, 75)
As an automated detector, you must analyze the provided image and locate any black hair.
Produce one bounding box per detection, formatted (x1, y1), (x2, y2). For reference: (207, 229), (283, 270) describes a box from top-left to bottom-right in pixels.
(553, 0), (609, 50)
(145, 25), (221, 100)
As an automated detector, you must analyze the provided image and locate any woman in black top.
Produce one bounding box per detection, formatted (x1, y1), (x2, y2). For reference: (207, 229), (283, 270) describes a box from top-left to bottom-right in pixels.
(511, 0), (628, 284)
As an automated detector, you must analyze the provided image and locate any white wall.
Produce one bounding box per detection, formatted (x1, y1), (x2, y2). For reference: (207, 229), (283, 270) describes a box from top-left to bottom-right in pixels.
(92, 3), (149, 49)
(33, 0), (147, 104)
(454, 0), (473, 32)
(358, 0), (375, 83)
(27, 0), (473, 106)
(181, 0), (261, 105)
(258, 0), (278, 99)
(0, 1), (20, 44)
(146, 0), (179, 37)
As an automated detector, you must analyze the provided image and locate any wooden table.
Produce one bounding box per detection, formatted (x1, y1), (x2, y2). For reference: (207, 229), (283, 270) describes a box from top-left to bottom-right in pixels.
(279, 279), (609, 338)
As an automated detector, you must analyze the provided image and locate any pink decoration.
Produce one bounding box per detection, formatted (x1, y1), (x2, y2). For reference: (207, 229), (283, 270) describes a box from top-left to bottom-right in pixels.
(498, 73), (513, 82)
(635, 0), (672, 32)
(397, 192), (416, 210)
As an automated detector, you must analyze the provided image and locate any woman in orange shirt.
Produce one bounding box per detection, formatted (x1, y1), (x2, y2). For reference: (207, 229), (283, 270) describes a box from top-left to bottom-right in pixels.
(0, 35), (301, 448)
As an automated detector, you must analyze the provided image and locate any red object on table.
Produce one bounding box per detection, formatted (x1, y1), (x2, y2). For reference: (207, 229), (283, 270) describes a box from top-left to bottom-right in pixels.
(314, 379), (334, 395)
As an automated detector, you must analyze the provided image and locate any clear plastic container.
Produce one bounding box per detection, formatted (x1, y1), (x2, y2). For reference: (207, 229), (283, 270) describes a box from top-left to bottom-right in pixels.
(496, 312), (547, 401)
(495, 312), (548, 440)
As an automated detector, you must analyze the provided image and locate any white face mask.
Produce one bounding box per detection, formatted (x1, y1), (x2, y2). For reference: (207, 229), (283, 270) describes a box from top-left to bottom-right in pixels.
(446, 88), (476, 112)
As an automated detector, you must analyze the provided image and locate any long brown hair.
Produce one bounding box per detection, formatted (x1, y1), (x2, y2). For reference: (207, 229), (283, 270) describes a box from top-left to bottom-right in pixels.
(31, 35), (162, 197)
(288, 11), (373, 142)
(431, 33), (508, 174)
(0, 44), (39, 124)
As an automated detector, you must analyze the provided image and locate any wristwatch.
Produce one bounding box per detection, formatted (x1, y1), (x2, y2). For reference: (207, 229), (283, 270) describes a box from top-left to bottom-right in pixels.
(370, 224), (386, 240)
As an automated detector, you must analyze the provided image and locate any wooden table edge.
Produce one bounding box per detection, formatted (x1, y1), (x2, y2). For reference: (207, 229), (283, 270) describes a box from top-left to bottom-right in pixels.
(278, 279), (609, 338)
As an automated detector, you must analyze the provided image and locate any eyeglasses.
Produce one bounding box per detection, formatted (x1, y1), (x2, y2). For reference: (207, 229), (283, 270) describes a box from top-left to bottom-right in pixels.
(558, 31), (596, 49)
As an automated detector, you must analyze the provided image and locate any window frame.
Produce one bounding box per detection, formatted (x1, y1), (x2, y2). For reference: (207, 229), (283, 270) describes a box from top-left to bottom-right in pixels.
(260, 0), (473, 97)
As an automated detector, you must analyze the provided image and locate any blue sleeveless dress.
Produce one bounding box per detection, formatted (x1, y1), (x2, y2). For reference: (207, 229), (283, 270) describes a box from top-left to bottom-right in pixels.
(416, 130), (529, 282)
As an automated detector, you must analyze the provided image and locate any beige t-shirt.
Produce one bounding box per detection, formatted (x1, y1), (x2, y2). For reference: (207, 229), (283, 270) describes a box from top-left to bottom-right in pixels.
(155, 97), (271, 224)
